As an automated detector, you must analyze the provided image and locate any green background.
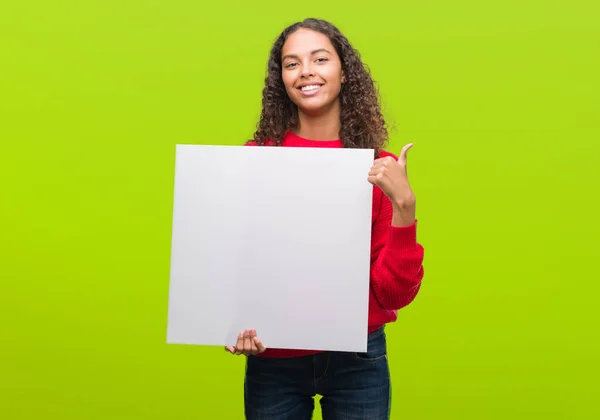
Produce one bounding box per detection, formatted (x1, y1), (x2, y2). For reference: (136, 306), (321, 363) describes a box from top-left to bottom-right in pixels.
(1, 1), (598, 419)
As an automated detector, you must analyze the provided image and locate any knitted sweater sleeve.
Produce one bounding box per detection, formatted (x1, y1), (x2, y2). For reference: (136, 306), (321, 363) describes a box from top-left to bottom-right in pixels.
(369, 190), (425, 311)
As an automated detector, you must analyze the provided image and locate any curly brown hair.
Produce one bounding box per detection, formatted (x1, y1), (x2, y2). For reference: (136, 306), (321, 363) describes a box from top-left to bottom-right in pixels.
(249, 18), (389, 154)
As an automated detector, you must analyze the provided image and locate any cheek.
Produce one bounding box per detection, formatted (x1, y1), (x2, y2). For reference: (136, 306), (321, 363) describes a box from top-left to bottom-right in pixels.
(281, 72), (296, 93)
(281, 73), (301, 104)
(328, 79), (343, 97)
(323, 68), (342, 92)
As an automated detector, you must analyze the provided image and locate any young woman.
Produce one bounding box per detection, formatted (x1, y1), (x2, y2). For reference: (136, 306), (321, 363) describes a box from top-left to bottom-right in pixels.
(225, 18), (425, 420)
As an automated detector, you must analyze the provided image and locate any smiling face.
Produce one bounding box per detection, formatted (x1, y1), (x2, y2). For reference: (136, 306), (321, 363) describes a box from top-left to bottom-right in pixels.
(280, 28), (345, 117)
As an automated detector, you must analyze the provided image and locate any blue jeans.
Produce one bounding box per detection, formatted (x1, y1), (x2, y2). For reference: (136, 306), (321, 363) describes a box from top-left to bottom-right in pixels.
(244, 327), (391, 419)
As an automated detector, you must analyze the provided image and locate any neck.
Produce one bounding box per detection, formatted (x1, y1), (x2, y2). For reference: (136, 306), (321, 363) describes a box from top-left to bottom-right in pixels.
(293, 101), (341, 141)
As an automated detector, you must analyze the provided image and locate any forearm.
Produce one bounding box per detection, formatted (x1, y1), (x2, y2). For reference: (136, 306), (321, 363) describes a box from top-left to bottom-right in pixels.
(370, 223), (424, 310)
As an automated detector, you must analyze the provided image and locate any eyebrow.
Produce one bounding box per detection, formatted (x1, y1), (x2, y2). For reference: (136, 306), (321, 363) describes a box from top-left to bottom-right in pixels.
(282, 48), (332, 61)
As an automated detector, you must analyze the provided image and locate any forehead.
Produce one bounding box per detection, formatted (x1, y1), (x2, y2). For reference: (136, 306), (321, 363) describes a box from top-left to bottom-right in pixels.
(282, 28), (335, 56)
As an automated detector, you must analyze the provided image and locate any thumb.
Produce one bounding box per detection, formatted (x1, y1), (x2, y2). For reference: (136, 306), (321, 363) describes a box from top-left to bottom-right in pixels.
(399, 143), (413, 166)
(225, 346), (236, 354)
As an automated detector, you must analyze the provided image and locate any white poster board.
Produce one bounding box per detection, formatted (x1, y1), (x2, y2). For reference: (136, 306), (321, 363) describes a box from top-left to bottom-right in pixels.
(166, 144), (374, 352)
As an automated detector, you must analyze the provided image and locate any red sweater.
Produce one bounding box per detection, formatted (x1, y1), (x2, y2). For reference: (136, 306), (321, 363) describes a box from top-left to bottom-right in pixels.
(246, 131), (425, 358)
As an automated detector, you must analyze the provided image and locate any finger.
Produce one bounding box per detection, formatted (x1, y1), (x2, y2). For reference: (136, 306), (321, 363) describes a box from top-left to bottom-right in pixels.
(399, 143), (413, 165)
(234, 333), (244, 355)
(369, 165), (388, 176)
(368, 174), (383, 186)
(235, 332), (244, 353)
(370, 161), (390, 174)
(371, 156), (394, 168)
(249, 330), (258, 355)
(254, 337), (266, 353)
(370, 157), (395, 176)
(243, 329), (252, 353)
(225, 346), (236, 354)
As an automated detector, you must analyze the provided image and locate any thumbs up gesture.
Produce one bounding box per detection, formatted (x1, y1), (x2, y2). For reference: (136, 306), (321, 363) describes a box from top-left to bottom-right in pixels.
(368, 144), (416, 227)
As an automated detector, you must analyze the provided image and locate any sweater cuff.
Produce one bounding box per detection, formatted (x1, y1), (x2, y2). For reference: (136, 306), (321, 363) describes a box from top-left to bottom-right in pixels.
(387, 220), (418, 250)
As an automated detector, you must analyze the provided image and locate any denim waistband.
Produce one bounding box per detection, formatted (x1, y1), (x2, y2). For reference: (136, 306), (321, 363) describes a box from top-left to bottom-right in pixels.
(368, 326), (385, 339)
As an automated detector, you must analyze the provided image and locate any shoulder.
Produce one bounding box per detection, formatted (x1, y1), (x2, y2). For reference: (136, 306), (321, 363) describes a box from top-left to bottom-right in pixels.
(243, 140), (276, 146)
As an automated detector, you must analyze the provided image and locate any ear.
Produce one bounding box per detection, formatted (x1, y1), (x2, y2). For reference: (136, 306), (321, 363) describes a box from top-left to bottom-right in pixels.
(341, 70), (346, 84)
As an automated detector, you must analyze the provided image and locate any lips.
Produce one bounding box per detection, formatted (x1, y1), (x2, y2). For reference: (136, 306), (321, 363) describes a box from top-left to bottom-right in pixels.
(297, 83), (323, 96)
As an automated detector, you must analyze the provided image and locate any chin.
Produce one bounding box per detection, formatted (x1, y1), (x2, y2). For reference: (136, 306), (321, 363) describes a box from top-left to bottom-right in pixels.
(295, 98), (338, 116)
(298, 102), (325, 114)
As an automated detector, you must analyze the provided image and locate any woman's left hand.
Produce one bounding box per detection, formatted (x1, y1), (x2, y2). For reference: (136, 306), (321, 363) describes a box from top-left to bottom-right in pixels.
(225, 329), (266, 356)
(368, 143), (416, 226)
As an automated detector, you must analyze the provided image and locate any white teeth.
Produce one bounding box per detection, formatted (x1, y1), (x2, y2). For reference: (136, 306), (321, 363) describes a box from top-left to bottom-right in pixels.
(300, 85), (321, 91)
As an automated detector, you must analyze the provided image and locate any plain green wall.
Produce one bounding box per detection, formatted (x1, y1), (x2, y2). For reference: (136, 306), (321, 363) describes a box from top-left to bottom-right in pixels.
(1, 1), (598, 419)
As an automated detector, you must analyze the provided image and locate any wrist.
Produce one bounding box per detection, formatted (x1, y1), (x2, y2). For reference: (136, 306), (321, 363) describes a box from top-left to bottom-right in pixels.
(391, 210), (415, 227)
(392, 193), (415, 211)
(391, 196), (416, 227)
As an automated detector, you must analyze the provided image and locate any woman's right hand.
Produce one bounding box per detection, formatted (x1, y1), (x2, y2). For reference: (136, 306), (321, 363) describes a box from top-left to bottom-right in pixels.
(225, 329), (266, 356)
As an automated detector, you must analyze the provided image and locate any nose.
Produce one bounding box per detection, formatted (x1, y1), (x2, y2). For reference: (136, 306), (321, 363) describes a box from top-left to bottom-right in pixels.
(300, 62), (315, 78)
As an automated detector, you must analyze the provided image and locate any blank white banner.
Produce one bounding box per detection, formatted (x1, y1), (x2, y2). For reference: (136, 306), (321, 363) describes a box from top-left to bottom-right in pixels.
(166, 144), (374, 352)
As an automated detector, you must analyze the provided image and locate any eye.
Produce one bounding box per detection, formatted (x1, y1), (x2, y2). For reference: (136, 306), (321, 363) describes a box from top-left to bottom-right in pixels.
(315, 58), (329, 63)
(284, 62), (298, 68)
